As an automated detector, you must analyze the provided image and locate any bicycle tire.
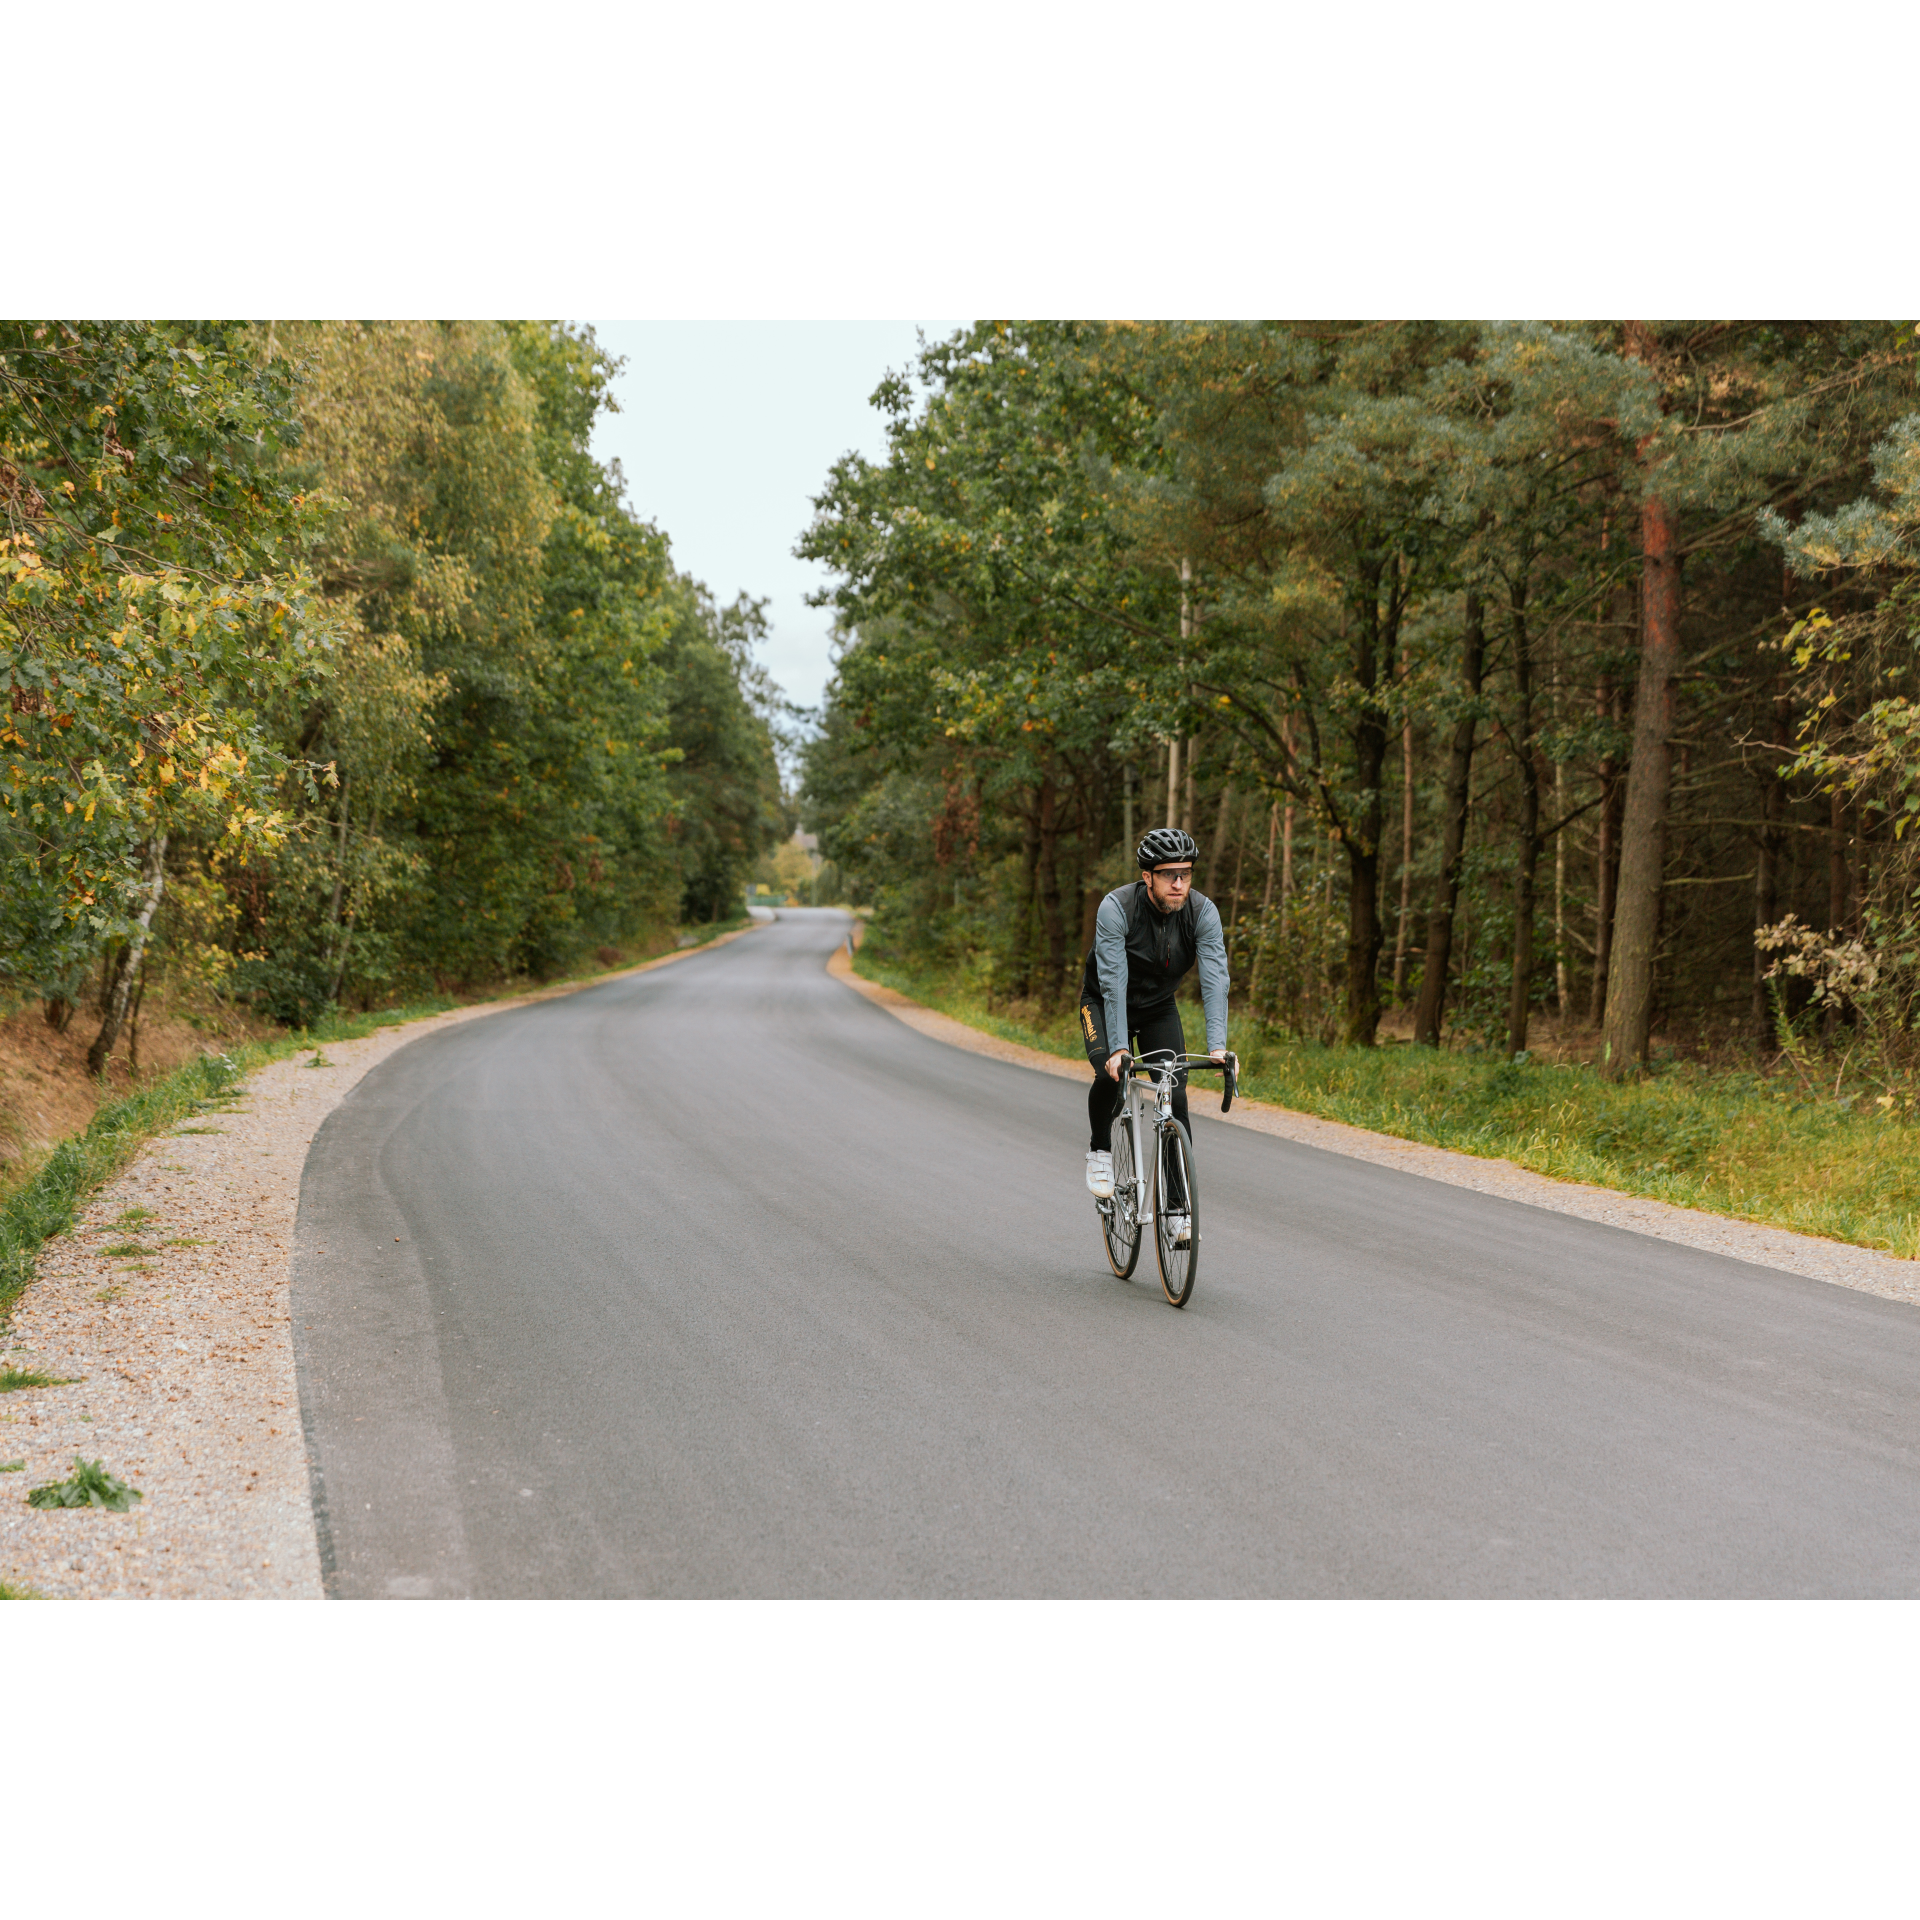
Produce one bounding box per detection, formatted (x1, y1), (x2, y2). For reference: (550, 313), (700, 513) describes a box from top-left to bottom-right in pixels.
(1153, 1118), (1198, 1307)
(1100, 1113), (1141, 1278)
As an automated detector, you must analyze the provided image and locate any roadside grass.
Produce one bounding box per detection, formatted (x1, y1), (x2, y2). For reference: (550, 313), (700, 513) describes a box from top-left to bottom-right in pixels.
(2, 1366), (76, 1392)
(0, 1580), (40, 1598)
(853, 948), (1920, 1260)
(0, 916), (762, 1329)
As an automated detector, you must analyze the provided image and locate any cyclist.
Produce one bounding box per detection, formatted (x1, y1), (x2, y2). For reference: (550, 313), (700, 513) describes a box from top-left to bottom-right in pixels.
(1079, 826), (1230, 1245)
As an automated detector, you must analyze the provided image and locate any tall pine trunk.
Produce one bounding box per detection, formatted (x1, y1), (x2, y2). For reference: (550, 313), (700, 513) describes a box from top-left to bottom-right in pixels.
(1342, 560), (1403, 1046)
(1506, 580), (1539, 1058)
(1588, 680), (1625, 1026)
(1414, 591), (1486, 1046)
(1601, 479), (1680, 1078)
(1392, 713), (1415, 1000)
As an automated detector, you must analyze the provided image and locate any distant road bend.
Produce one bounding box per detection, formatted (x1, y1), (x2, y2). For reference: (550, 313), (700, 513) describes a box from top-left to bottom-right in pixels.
(292, 908), (1920, 1597)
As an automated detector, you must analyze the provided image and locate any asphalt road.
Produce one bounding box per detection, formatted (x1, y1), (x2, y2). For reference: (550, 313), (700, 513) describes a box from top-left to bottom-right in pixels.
(292, 908), (1920, 1597)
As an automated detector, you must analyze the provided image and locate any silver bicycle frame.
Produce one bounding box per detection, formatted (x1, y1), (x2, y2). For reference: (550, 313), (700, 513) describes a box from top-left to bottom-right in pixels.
(1118, 1056), (1177, 1225)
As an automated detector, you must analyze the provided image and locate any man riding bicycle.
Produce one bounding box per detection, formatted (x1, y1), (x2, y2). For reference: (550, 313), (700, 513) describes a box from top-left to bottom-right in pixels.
(1079, 826), (1230, 1246)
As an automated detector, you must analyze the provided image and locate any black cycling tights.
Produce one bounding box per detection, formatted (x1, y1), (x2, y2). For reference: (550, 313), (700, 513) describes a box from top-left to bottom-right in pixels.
(1087, 1006), (1190, 1208)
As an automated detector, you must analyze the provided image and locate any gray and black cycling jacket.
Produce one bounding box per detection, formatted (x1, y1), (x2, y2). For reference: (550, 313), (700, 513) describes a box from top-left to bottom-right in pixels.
(1077, 879), (1230, 1062)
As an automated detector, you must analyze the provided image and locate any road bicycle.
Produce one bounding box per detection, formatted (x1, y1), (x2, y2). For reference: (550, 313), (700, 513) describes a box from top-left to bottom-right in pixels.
(1095, 1048), (1237, 1308)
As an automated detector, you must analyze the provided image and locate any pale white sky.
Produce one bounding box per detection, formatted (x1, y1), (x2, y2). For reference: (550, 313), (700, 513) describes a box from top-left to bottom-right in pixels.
(587, 321), (965, 717)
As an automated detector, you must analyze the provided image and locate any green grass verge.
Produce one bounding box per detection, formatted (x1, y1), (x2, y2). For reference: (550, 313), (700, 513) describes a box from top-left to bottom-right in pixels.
(2, 1367), (76, 1392)
(1, 1046), (260, 1328)
(853, 948), (1920, 1260)
(0, 919), (760, 1329)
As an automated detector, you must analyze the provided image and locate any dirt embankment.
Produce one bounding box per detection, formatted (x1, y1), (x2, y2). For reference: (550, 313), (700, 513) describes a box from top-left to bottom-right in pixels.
(0, 996), (271, 1192)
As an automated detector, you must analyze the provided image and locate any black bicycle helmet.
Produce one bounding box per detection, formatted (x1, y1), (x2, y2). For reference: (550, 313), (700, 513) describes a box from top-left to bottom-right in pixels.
(1136, 826), (1198, 870)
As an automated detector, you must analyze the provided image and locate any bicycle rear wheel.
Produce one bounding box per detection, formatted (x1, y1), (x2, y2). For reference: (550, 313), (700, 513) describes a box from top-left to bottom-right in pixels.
(1100, 1116), (1140, 1278)
(1153, 1119), (1198, 1307)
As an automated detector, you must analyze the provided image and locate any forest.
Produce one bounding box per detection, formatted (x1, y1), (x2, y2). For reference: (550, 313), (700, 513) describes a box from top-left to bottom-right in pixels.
(800, 322), (1920, 1093)
(0, 321), (785, 1079)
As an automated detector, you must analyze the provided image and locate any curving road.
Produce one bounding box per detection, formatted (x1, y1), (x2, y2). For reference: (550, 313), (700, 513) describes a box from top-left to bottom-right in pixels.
(292, 909), (1920, 1597)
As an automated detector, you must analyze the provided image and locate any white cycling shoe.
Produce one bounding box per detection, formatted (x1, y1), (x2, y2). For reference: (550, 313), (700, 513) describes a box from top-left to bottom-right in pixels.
(1085, 1150), (1114, 1199)
(1164, 1211), (1193, 1246)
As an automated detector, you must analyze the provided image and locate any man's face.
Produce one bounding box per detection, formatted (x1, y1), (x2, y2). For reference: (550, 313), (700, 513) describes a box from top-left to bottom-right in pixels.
(1144, 863), (1193, 912)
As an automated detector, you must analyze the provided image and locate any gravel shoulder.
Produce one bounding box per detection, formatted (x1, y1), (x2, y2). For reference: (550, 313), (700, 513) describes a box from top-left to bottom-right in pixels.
(828, 947), (1920, 1309)
(0, 924), (764, 1600)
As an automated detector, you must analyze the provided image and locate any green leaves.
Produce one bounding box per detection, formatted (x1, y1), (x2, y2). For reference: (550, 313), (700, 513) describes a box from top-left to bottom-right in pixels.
(1, 321), (326, 985)
(26, 1457), (143, 1511)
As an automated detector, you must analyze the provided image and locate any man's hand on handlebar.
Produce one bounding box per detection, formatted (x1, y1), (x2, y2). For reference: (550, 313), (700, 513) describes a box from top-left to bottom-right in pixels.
(1105, 1049), (1128, 1082)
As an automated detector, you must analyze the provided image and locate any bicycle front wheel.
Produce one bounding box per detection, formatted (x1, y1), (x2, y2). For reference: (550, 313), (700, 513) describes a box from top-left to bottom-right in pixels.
(1100, 1115), (1140, 1279)
(1153, 1119), (1198, 1308)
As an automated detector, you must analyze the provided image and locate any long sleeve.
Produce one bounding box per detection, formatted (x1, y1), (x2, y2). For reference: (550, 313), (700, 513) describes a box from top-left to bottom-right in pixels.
(1095, 889), (1130, 1058)
(1194, 894), (1230, 1051)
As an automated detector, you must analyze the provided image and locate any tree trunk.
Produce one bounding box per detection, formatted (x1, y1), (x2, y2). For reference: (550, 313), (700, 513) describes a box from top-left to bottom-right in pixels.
(1079, 886), (1101, 957)
(1229, 800), (1251, 935)
(1588, 680), (1625, 1026)
(1828, 787), (1848, 933)
(1506, 581), (1540, 1058)
(1037, 774), (1066, 1003)
(127, 972), (147, 1076)
(1013, 797), (1041, 999)
(87, 834), (168, 1077)
(1248, 797), (1280, 1004)
(1554, 754), (1569, 1020)
(1341, 556), (1408, 1046)
(323, 770), (351, 962)
(1281, 793), (1294, 930)
(1207, 777), (1234, 894)
(1600, 479), (1681, 1078)
(1752, 695), (1789, 1037)
(1414, 590), (1487, 1046)
(1392, 713), (1415, 1000)
(1551, 630), (1569, 1021)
